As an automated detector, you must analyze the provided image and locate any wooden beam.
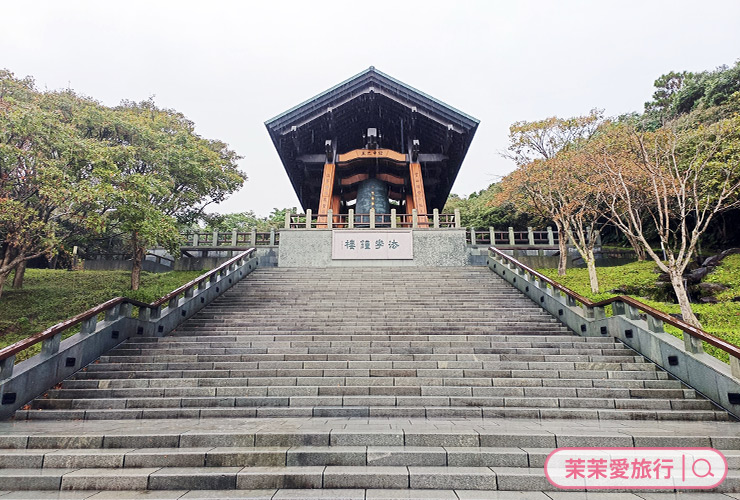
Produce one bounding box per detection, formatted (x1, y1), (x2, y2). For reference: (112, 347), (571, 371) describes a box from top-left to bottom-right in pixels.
(337, 148), (407, 164)
(409, 162), (428, 227)
(317, 162), (335, 228)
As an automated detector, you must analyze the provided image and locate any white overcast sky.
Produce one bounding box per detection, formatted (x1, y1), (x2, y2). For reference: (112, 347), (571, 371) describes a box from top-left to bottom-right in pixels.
(2, 0), (739, 216)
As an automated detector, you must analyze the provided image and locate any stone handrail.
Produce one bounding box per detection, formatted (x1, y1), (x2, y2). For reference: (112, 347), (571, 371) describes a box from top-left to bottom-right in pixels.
(0, 248), (258, 418)
(285, 208), (461, 230)
(488, 246), (740, 417)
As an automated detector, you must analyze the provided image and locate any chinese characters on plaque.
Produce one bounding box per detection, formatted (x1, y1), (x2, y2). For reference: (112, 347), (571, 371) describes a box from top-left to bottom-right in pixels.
(332, 231), (413, 260)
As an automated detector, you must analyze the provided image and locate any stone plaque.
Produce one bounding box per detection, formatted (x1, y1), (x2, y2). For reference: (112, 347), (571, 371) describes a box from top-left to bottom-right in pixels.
(332, 230), (413, 260)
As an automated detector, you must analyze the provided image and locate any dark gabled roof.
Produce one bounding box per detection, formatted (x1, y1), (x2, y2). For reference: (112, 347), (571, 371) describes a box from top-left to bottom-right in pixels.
(265, 67), (479, 211)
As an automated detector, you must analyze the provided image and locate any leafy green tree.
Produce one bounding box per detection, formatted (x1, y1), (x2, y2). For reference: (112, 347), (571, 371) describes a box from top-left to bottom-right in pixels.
(76, 99), (245, 290)
(0, 71), (105, 297)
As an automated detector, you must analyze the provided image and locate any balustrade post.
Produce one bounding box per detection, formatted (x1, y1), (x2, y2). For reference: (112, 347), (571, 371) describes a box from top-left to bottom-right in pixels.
(370, 209), (376, 229)
(454, 209), (461, 228)
(80, 316), (97, 335)
(731, 356), (740, 379)
(104, 304), (120, 322)
(594, 306), (606, 320)
(150, 305), (162, 320)
(306, 209), (312, 229)
(120, 303), (133, 318)
(390, 209), (396, 228)
(470, 228), (476, 245)
(348, 209), (355, 228)
(433, 208), (439, 229)
(284, 209), (291, 229)
(212, 230), (219, 246)
(138, 307), (151, 322)
(646, 316), (664, 333)
(490, 227), (495, 245)
(193, 233), (199, 247)
(327, 209), (333, 230)
(250, 228), (257, 246)
(41, 333), (61, 359)
(185, 286), (195, 298)
(411, 209), (418, 228)
(547, 227), (555, 246)
(528, 227), (535, 246)
(169, 296), (179, 310)
(231, 229), (238, 246)
(0, 355), (14, 381)
(612, 301), (626, 316)
(626, 305), (641, 320)
(270, 227), (276, 246)
(684, 333), (704, 354)
(508, 227), (515, 246)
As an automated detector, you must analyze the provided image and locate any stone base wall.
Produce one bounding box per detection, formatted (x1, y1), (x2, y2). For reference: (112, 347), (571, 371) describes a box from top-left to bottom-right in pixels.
(279, 229), (467, 267)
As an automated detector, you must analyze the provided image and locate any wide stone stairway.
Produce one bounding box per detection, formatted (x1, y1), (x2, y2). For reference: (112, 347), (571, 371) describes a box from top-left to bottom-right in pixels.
(1, 267), (739, 499)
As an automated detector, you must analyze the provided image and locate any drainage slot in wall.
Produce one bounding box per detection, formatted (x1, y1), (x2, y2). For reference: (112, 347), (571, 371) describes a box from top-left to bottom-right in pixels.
(625, 329), (633, 338)
(729, 393), (740, 405)
(668, 355), (679, 366)
(580, 324), (587, 333)
(65, 357), (76, 367)
(181, 310), (187, 317)
(158, 325), (164, 333)
(112, 330), (119, 339)
(136, 327), (144, 335)
(1, 393), (16, 405)
(200, 297), (205, 303)
(540, 296), (544, 303)
(229, 278), (232, 284)
(600, 326), (608, 335)
(216, 287), (220, 293)
(525, 286), (529, 292)
(558, 309), (563, 316)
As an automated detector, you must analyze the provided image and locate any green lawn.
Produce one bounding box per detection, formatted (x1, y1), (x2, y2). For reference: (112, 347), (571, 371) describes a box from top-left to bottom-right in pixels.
(537, 256), (740, 363)
(0, 269), (204, 360)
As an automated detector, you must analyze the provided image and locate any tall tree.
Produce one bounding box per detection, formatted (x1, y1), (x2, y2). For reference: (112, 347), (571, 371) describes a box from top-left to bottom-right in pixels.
(0, 72), (105, 297)
(594, 112), (740, 327)
(502, 110), (603, 275)
(80, 99), (245, 290)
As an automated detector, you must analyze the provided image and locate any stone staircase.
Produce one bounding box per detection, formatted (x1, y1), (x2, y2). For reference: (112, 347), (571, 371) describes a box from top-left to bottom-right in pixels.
(1, 266), (738, 498)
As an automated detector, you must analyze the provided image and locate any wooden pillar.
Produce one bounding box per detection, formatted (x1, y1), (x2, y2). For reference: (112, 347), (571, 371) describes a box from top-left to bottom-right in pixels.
(317, 162), (335, 228)
(331, 194), (341, 227)
(409, 162), (428, 227)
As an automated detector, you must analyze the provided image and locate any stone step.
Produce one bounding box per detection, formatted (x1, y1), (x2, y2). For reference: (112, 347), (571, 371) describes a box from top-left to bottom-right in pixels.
(0, 490), (733, 500)
(17, 406), (730, 421)
(58, 377), (686, 390)
(43, 385), (693, 399)
(30, 394), (711, 411)
(0, 465), (738, 491)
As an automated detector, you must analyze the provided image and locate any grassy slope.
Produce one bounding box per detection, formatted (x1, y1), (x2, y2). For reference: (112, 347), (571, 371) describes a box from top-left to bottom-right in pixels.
(537, 256), (740, 363)
(0, 269), (204, 360)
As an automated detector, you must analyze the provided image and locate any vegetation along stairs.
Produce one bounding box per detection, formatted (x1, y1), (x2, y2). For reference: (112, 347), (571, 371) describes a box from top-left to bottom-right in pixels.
(2, 266), (740, 498)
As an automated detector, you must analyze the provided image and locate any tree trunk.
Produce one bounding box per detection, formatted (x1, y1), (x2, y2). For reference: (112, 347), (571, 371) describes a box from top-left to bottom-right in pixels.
(0, 271), (9, 299)
(557, 224), (568, 276)
(670, 271), (701, 328)
(586, 249), (599, 294)
(12, 261), (26, 289)
(130, 233), (145, 291)
(626, 233), (646, 261)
